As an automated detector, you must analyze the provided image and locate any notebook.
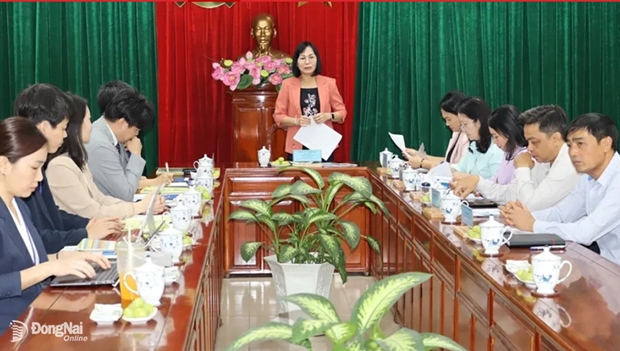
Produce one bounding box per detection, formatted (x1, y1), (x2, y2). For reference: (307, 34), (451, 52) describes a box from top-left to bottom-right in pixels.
(504, 233), (566, 248)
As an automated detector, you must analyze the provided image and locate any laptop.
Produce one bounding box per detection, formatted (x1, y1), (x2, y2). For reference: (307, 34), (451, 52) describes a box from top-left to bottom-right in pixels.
(50, 185), (166, 288)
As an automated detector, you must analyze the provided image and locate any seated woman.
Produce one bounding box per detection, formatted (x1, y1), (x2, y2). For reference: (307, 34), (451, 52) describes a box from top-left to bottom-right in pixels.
(273, 41), (347, 162)
(46, 94), (165, 219)
(0, 117), (110, 334)
(453, 105), (528, 198)
(450, 97), (504, 180)
(406, 91), (470, 168)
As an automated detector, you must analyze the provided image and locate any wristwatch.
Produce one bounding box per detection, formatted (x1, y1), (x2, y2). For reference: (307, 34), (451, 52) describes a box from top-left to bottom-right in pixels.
(331, 113), (335, 121)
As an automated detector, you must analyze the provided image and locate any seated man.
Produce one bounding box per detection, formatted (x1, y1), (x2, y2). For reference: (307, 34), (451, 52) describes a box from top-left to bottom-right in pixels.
(96, 81), (173, 192)
(87, 89), (153, 201)
(14, 84), (121, 253)
(454, 105), (580, 211)
(502, 113), (620, 264)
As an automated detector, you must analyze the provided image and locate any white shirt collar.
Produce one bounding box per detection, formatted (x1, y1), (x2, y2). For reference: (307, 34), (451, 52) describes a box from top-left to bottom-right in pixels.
(102, 116), (119, 146)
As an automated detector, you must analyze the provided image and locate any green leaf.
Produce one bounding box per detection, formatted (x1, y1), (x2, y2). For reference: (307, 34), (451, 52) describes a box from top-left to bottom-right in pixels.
(325, 321), (357, 344)
(328, 173), (373, 198)
(420, 332), (467, 351)
(278, 246), (297, 263)
(282, 293), (340, 322)
(318, 234), (341, 260)
(343, 191), (367, 203)
(351, 273), (432, 335)
(344, 340), (368, 351)
(228, 209), (258, 222)
(239, 199), (272, 218)
(366, 235), (381, 255)
(369, 194), (389, 215)
(273, 184), (292, 198)
(240, 242), (262, 262)
(291, 319), (337, 343)
(307, 211), (338, 227)
(375, 328), (423, 351)
(334, 245), (348, 284)
(290, 180), (322, 195)
(273, 194), (310, 207)
(236, 74), (253, 90)
(272, 212), (296, 226)
(324, 182), (345, 210)
(363, 201), (378, 214)
(224, 322), (292, 351)
(339, 220), (361, 249)
(281, 167), (325, 189)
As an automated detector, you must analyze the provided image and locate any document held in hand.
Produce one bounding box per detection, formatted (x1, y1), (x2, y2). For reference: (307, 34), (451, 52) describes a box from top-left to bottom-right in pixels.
(293, 117), (342, 161)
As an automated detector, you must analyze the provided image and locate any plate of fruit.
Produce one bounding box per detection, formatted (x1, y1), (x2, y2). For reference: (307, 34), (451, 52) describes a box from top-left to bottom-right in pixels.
(466, 225), (482, 244)
(421, 194), (431, 205)
(270, 157), (291, 168)
(505, 260), (536, 289)
(122, 298), (158, 324)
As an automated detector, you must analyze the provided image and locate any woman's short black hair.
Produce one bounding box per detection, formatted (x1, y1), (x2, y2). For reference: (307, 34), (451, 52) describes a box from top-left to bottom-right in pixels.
(0, 117), (48, 164)
(49, 94), (89, 170)
(291, 41), (322, 78)
(439, 91), (468, 114)
(488, 105), (528, 160)
(456, 97), (493, 154)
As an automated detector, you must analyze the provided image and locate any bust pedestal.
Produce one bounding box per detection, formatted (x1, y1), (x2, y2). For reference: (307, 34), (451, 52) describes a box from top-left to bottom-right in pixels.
(228, 84), (287, 163)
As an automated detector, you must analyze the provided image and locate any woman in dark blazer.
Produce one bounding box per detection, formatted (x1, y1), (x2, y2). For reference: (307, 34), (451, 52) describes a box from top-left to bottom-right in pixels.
(0, 117), (110, 335)
(273, 41), (347, 162)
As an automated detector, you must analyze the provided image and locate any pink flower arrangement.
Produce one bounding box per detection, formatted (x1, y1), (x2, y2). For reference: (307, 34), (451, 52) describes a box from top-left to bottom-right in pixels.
(212, 51), (294, 92)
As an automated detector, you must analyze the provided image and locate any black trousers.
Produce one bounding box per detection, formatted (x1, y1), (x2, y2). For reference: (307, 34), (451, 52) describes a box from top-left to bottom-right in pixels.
(581, 241), (601, 255)
(287, 146), (335, 163)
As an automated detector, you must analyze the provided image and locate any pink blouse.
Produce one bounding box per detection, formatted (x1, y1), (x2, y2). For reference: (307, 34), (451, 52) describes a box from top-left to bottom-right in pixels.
(445, 132), (470, 164)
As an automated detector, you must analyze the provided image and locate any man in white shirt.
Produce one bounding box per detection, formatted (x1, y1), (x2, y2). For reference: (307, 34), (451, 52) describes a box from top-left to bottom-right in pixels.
(503, 113), (620, 265)
(454, 105), (580, 211)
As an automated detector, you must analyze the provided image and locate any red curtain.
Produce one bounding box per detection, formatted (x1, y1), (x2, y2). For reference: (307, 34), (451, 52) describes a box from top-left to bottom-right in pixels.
(155, 2), (358, 165)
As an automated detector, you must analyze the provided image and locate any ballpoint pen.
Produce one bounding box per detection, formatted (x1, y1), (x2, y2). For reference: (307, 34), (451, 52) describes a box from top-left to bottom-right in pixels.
(165, 162), (170, 174)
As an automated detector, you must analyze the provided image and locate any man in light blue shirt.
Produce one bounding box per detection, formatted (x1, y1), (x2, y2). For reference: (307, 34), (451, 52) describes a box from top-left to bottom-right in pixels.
(503, 113), (619, 265)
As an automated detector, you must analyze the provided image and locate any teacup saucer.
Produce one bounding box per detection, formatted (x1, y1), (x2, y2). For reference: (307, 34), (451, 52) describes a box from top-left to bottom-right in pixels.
(532, 289), (560, 298)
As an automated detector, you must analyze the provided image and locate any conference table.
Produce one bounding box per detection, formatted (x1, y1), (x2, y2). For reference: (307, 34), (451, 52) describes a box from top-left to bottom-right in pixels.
(1, 163), (618, 351)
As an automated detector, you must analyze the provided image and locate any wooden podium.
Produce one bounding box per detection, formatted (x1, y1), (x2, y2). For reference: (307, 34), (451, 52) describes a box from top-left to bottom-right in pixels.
(228, 85), (287, 163)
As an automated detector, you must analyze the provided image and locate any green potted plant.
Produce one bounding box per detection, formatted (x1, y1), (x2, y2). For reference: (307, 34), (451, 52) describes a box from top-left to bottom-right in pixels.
(224, 272), (466, 351)
(228, 167), (386, 318)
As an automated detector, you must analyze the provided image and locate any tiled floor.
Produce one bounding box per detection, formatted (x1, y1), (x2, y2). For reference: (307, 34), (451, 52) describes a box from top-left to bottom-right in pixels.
(214, 275), (399, 351)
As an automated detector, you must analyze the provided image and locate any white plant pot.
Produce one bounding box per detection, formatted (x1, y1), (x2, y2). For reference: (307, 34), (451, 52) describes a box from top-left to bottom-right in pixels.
(264, 255), (335, 315)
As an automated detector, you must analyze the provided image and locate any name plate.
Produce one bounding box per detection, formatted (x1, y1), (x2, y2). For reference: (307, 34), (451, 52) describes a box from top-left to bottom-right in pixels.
(461, 204), (474, 227)
(431, 188), (442, 208)
(293, 149), (322, 163)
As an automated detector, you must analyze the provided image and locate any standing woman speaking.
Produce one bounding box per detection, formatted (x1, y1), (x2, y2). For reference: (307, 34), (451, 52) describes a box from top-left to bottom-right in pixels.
(273, 41), (347, 162)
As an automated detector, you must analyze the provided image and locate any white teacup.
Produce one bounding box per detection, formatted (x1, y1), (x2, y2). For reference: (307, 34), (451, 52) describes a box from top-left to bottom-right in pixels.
(180, 187), (202, 216)
(401, 168), (422, 191)
(533, 297), (572, 332)
(124, 257), (165, 306)
(379, 148), (393, 168)
(479, 216), (512, 255)
(388, 157), (404, 179)
(531, 247), (572, 295)
(258, 146), (270, 167)
(196, 165), (213, 178)
(440, 191), (466, 223)
(194, 175), (213, 194)
(168, 203), (192, 232)
(154, 227), (184, 263)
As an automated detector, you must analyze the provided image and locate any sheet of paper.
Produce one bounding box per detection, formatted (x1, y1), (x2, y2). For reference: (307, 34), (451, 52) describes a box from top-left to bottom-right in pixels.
(133, 194), (146, 202)
(472, 208), (501, 217)
(388, 132), (407, 152)
(427, 161), (453, 179)
(418, 142), (427, 158)
(293, 118), (343, 161)
(168, 182), (189, 187)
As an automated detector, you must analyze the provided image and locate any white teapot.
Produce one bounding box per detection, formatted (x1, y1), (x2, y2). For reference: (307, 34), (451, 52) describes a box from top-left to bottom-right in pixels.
(379, 148), (393, 168)
(479, 216), (512, 255)
(531, 247), (572, 295)
(258, 146), (271, 167)
(124, 257), (165, 306)
(193, 154), (213, 170)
